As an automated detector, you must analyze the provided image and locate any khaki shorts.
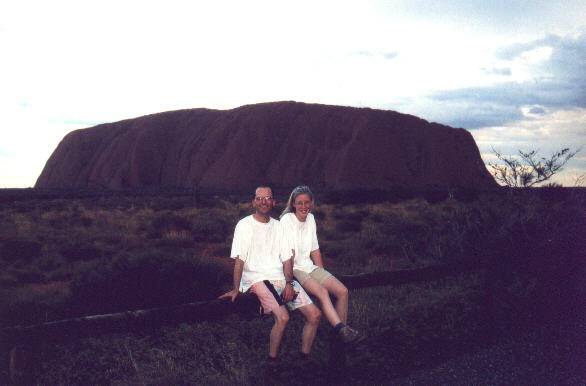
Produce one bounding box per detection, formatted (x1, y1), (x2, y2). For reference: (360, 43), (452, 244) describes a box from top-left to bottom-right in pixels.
(294, 267), (333, 286)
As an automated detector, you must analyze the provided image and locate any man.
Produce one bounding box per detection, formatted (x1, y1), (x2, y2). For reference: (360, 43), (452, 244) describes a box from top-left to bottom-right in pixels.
(220, 186), (322, 369)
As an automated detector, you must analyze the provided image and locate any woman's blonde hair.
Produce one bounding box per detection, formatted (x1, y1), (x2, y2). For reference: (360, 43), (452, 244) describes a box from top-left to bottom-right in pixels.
(280, 185), (314, 218)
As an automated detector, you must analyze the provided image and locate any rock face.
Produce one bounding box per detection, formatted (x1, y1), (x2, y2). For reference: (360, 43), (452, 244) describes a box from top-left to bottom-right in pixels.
(35, 101), (496, 191)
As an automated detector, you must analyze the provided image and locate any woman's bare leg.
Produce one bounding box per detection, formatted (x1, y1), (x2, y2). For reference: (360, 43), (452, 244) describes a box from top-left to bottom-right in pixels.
(301, 277), (342, 327)
(322, 276), (349, 324)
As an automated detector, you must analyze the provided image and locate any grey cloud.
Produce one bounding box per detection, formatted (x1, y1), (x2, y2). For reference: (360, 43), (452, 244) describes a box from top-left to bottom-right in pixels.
(383, 51), (399, 60)
(434, 79), (585, 108)
(425, 101), (524, 129)
(482, 67), (512, 76)
(429, 32), (586, 129)
(352, 51), (399, 60)
(389, 1), (586, 37)
(58, 119), (101, 126)
(495, 35), (561, 60)
(353, 50), (374, 57)
(528, 106), (547, 115)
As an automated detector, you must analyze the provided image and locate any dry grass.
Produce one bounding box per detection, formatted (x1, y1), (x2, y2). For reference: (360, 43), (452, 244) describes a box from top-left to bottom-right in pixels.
(0, 189), (584, 384)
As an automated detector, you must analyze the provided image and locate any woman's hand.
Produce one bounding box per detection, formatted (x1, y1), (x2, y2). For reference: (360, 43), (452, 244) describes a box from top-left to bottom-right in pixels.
(218, 288), (239, 302)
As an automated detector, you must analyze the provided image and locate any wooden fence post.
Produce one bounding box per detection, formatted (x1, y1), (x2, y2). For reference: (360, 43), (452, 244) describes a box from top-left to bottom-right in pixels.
(9, 345), (32, 385)
(328, 332), (347, 368)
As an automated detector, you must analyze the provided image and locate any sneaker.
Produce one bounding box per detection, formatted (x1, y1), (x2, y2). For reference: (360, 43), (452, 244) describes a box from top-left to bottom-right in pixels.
(338, 325), (363, 345)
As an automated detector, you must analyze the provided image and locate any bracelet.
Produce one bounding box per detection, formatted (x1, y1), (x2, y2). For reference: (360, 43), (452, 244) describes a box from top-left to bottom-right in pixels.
(286, 280), (294, 287)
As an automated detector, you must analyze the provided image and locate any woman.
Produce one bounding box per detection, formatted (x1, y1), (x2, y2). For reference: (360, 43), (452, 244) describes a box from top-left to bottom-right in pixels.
(280, 185), (361, 344)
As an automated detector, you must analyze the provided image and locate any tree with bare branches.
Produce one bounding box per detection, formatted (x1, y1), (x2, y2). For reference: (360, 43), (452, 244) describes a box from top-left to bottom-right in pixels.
(489, 147), (581, 187)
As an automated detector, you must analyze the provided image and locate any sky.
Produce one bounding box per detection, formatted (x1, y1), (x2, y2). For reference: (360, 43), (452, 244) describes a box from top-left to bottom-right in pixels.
(1, 0), (585, 188)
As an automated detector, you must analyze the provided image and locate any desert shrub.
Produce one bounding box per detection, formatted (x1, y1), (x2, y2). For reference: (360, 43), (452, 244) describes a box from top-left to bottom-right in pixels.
(317, 226), (346, 241)
(70, 250), (231, 314)
(30, 274), (488, 385)
(0, 217), (18, 239)
(153, 233), (195, 249)
(147, 196), (196, 211)
(0, 282), (70, 327)
(0, 272), (18, 287)
(190, 211), (233, 243)
(312, 208), (326, 221)
(59, 243), (103, 261)
(149, 213), (192, 239)
(474, 191), (585, 313)
(333, 208), (369, 222)
(335, 218), (363, 233)
(330, 208), (368, 234)
(369, 212), (386, 223)
(421, 189), (449, 203)
(34, 320), (268, 385)
(7, 266), (45, 284)
(36, 254), (67, 272)
(319, 238), (364, 268)
(0, 239), (42, 263)
(358, 213), (438, 265)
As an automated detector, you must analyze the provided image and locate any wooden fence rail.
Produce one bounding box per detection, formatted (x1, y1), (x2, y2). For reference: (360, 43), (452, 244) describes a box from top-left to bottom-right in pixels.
(1, 262), (481, 384)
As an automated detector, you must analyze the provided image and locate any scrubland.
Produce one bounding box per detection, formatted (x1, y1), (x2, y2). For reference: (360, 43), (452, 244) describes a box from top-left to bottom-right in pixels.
(0, 188), (584, 384)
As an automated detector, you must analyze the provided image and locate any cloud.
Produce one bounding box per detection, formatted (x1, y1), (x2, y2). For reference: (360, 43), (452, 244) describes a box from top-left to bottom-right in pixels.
(471, 107), (586, 186)
(382, 51), (399, 60)
(528, 106), (547, 115)
(382, 1), (586, 37)
(495, 35), (559, 60)
(482, 67), (512, 76)
(426, 32), (586, 128)
(351, 50), (399, 60)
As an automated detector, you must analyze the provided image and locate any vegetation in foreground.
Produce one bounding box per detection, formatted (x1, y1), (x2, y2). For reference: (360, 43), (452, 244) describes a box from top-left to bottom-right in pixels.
(0, 188), (584, 384)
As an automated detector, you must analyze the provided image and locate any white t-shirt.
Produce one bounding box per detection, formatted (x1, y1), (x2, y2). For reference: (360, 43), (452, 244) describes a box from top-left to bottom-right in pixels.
(230, 215), (292, 292)
(280, 212), (319, 274)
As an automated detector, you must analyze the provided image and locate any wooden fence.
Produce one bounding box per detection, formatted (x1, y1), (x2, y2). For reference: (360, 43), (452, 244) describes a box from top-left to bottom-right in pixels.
(1, 262), (481, 384)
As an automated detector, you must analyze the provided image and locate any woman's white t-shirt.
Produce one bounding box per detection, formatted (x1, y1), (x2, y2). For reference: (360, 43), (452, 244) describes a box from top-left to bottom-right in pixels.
(280, 212), (319, 274)
(230, 215), (291, 292)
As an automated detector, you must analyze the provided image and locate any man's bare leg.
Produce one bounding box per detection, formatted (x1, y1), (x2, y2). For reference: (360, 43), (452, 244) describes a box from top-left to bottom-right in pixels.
(269, 305), (290, 358)
(296, 304), (321, 354)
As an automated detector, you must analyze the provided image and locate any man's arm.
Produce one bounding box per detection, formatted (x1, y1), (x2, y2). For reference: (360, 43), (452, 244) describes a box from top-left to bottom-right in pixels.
(310, 249), (324, 268)
(281, 258), (295, 302)
(218, 257), (244, 302)
(283, 257), (294, 282)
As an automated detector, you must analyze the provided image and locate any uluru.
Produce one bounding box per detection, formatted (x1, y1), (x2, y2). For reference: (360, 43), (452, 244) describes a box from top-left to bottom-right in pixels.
(35, 101), (496, 191)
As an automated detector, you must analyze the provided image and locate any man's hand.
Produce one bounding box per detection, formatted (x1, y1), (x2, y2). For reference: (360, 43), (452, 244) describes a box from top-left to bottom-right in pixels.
(281, 283), (295, 303)
(218, 289), (239, 302)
